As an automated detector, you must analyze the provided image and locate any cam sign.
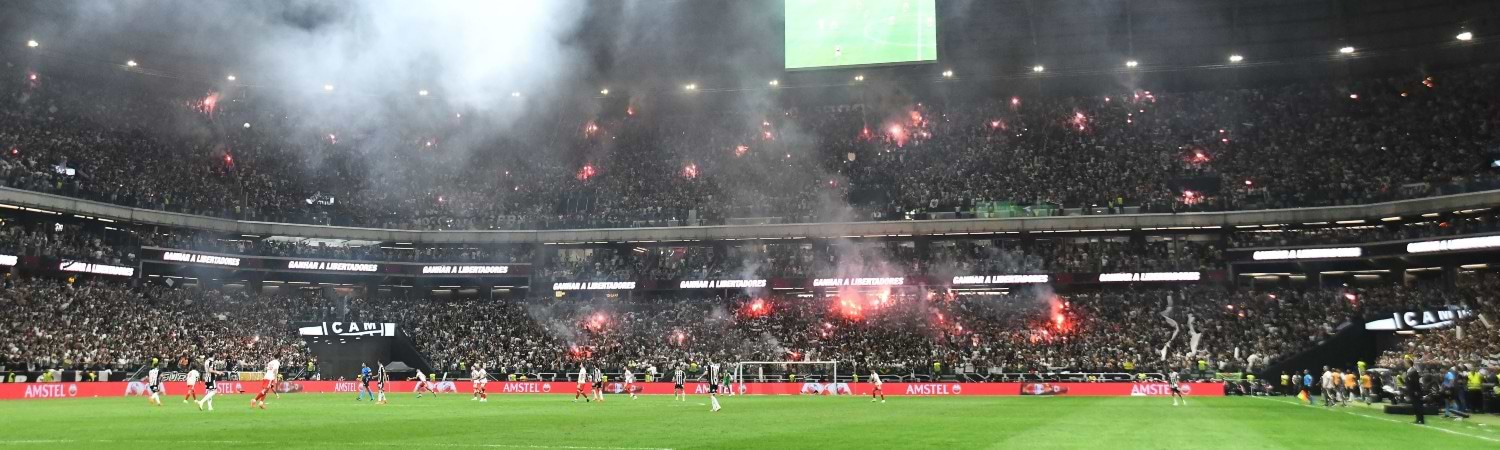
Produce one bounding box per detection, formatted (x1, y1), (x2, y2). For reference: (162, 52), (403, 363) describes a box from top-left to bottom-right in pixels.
(1365, 310), (1474, 331)
(298, 322), (398, 337)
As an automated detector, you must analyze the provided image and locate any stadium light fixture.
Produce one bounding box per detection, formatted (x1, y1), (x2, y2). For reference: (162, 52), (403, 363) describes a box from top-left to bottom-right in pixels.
(1228, 54), (1245, 63)
(418, 89), (429, 96)
(941, 70), (954, 78)
(1031, 65), (1045, 73)
(684, 84), (697, 91)
(854, 75), (864, 81)
(1457, 31), (1473, 41)
(26, 39), (39, 48)
(768, 79), (778, 86)
(1338, 46), (1355, 54)
(125, 60), (138, 67)
(600, 88), (609, 95)
(1125, 60), (1139, 68)
(226, 74), (237, 81)
(511, 91), (521, 98)
(323, 84), (335, 92)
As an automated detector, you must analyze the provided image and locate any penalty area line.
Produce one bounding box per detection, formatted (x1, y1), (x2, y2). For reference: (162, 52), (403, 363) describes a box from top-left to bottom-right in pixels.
(0, 439), (673, 450)
(1249, 396), (1499, 443)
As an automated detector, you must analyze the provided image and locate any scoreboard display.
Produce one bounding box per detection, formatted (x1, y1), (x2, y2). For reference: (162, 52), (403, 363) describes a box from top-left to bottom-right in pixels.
(785, 0), (938, 70)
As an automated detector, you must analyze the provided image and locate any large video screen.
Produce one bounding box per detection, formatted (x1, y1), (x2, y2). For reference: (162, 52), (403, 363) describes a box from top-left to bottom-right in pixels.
(785, 0), (938, 70)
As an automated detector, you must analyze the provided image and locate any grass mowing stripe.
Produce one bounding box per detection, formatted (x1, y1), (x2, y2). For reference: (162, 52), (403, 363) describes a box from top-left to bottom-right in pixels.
(0, 439), (671, 450)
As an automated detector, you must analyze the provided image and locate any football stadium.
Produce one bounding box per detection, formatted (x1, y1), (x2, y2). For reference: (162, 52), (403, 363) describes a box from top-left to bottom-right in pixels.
(1, 0), (1499, 448)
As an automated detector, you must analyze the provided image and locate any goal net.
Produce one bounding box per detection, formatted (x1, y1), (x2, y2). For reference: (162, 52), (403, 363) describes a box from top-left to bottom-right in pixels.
(732, 361), (842, 395)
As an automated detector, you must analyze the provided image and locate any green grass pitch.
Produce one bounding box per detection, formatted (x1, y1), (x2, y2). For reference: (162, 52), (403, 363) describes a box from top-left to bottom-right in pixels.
(1, 394), (1497, 449)
(785, 0), (938, 69)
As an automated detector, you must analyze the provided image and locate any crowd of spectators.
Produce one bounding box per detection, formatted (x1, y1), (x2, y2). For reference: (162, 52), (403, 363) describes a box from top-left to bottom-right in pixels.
(1231, 212), (1500, 248)
(4, 61), (1498, 232)
(1379, 275), (1500, 370)
(0, 278), (310, 374)
(0, 220), (135, 265)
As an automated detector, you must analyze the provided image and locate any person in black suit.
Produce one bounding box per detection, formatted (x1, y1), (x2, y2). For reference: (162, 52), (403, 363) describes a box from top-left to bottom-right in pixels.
(1407, 363), (1425, 425)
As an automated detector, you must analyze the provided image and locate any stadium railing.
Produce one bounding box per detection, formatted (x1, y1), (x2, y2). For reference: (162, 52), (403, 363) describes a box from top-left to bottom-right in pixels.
(6, 186), (1500, 244)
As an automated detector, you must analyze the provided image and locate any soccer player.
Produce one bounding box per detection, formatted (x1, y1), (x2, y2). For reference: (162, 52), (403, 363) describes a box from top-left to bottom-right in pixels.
(415, 369), (436, 398)
(183, 365), (200, 403)
(708, 362), (722, 412)
(673, 366), (686, 401)
(376, 363), (389, 405)
(591, 366), (606, 402)
(1169, 369), (1186, 406)
(357, 363), (373, 401)
(623, 367), (638, 400)
(870, 370), (885, 403)
(195, 355), (220, 411)
(1320, 366), (1336, 407)
(473, 365), (489, 402)
(146, 363), (163, 406)
(252, 356), (280, 409)
(575, 365), (589, 402)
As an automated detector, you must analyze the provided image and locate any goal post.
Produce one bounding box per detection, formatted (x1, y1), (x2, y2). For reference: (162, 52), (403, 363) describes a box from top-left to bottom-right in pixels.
(732, 361), (841, 394)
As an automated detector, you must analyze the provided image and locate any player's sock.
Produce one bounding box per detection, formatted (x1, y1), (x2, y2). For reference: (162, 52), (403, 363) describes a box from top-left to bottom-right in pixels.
(710, 395), (721, 411)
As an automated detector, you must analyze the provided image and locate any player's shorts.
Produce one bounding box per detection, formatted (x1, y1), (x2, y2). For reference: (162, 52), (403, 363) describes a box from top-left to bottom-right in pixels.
(205, 381), (218, 391)
(1170, 386), (1182, 394)
(577, 383), (586, 391)
(593, 382), (603, 390)
(709, 384), (719, 394)
(674, 383), (684, 390)
(262, 379), (275, 391)
(149, 384), (160, 394)
(873, 384), (882, 391)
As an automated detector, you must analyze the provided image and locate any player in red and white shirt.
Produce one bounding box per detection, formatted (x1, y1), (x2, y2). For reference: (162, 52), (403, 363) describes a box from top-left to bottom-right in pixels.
(252, 356), (280, 409)
(182, 367), (200, 403)
(415, 369), (437, 398)
(574, 365), (589, 402)
(870, 370), (885, 403)
(623, 368), (638, 400)
(471, 365), (489, 402)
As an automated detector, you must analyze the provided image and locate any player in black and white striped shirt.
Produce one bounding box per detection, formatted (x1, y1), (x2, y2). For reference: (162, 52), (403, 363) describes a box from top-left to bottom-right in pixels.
(195, 354), (221, 411)
(708, 362), (722, 412)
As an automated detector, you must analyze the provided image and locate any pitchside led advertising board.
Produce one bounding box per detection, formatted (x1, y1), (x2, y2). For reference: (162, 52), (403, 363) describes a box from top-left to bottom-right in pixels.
(784, 0), (938, 69)
(0, 381), (1223, 400)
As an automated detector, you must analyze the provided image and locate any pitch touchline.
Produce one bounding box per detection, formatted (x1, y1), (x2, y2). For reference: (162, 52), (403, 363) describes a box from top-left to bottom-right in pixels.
(1250, 396), (1499, 443)
(0, 439), (672, 450)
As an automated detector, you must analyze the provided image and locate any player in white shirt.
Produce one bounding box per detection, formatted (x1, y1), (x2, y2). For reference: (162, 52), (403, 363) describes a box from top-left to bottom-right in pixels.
(623, 368), (637, 400)
(146, 364), (163, 406)
(870, 370), (885, 403)
(415, 369), (436, 398)
(252, 357), (280, 409)
(1169, 370), (1187, 406)
(195, 355), (221, 411)
(471, 365), (489, 402)
(708, 363), (722, 412)
(183, 367), (200, 403)
(574, 365), (589, 402)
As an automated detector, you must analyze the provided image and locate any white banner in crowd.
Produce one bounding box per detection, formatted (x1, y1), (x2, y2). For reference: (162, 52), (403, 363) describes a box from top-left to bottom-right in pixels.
(59, 261), (135, 277)
(1098, 272), (1201, 282)
(552, 282), (636, 291)
(952, 275), (1050, 285)
(679, 279), (767, 289)
(298, 322), (398, 337)
(162, 251), (241, 267)
(420, 265), (510, 274)
(1365, 310), (1474, 331)
(1251, 248), (1362, 260)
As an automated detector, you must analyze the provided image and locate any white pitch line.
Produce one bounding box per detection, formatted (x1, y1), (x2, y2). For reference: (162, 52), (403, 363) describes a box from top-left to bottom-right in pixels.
(0, 439), (672, 450)
(1250, 396), (1499, 443)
